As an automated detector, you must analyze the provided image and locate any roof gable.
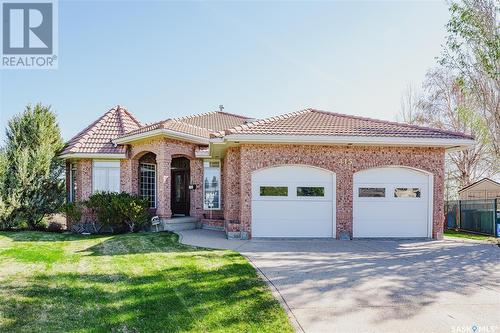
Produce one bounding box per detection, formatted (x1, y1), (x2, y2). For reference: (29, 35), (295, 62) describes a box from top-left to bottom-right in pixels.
(458, 178), (500, 193)
(61, 106), (142, 156)
(114, 110), (253, 143)
(118, 118), (212, 140)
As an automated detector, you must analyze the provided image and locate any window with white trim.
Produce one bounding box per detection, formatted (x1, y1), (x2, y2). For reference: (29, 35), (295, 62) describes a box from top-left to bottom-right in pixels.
(69, 163), (77, 202)
(140, 163), (156, 208)
(92, 161), (120, 193)
(203, 160), (221, 210)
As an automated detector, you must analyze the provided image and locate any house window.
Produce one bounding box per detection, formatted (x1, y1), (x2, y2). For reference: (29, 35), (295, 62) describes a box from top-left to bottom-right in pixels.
(140, 163), (156, 208)
(394, 188), (421, 198)
(203, 160), (220, 210)
(297, 186), (325, 197)
(260, 186), (288, 196)
(69, 163), (77, 202)
(358, 187), (385, 197)
(92, 161), (120, 193)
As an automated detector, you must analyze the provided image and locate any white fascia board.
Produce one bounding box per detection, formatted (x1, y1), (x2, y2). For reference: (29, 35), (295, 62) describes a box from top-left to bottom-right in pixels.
(59, 153), (127, 160)
(222, 134), (476, 149)
(113, 129), (209, 145)
(195, 150), (211, 158)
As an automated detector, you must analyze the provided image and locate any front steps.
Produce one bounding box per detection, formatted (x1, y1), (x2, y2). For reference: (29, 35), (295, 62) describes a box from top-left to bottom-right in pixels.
(161, 217), (200, 231)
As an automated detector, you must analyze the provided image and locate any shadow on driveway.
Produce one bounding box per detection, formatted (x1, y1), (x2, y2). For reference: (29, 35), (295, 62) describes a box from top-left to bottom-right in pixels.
(179, 230), (500, 333)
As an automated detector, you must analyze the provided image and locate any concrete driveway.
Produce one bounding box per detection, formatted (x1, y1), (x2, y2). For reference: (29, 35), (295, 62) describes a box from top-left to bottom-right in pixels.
(178, 230), (500, 333)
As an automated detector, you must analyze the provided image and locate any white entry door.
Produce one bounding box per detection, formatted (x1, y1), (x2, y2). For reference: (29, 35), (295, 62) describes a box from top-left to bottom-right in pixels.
(353, 167), (432, 238)
(251, 165), (336, 238)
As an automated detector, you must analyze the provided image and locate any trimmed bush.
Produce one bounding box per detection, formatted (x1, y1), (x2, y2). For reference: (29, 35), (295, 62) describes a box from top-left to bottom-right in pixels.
(64, 202), (83, 225)
(84, 192), (150, 233)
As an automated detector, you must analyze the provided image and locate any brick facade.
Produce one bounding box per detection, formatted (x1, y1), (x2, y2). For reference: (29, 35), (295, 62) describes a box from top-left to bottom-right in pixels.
(230, 144), (445, 239)
(66, 141), (445, 239)
(68, 137), (225, 225)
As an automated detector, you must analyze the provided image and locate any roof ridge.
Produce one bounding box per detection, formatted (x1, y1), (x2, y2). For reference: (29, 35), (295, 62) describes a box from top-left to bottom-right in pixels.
(120, 118), (171, 137)
(215, 110), (253, 119)
(224, 109), (311, 134)
(118, 105), (143, 127)
(174, 110), (253, 122)
(308, 108), (475, 140)
(116, 106), (125, 134)
(66, 107), (117, 150)
(172, 118), (214, 133)
(174, 111), (217, 121)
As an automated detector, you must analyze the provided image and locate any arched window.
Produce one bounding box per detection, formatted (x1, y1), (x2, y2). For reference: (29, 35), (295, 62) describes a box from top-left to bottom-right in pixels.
(139, 153), (157, 208)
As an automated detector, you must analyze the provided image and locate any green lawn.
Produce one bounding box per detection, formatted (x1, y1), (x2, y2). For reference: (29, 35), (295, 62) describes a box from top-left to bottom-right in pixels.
(444, 229), (498, 243)
(0, 231), (293, 333)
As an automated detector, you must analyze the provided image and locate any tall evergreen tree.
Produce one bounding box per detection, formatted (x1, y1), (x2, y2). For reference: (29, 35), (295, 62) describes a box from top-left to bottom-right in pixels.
(2, 104), (65, 229)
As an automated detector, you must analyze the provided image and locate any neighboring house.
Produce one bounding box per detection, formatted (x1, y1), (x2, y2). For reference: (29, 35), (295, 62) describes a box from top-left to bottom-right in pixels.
(60, 105), (474, 239)
(458, 178), (500, 200)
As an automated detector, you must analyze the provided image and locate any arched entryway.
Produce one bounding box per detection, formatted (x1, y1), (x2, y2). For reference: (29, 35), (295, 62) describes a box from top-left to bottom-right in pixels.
(171, 156), (190, 216)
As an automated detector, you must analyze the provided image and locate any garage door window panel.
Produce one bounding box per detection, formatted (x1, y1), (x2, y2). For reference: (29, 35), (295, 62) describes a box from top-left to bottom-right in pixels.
(358, 187), (385, 198)
(260, 186), (288, 197)
(297, 186), (325, 197)
(394, 188), (421, 198)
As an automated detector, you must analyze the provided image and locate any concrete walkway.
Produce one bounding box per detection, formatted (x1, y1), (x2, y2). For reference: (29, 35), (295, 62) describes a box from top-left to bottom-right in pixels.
(177, 229), (500, 333)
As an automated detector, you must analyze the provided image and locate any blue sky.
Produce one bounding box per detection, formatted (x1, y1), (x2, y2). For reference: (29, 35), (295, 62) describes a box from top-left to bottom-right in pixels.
(0, 0), (450, 141)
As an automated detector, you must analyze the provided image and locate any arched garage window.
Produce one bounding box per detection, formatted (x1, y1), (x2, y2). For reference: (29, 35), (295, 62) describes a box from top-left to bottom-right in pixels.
(139, 153), (157, 208)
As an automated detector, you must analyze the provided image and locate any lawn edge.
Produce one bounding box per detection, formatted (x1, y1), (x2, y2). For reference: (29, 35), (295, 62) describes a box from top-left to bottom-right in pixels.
(174, 230), (300, 332)
(443, 236), (498, 246)
(243, 254), (304, 333)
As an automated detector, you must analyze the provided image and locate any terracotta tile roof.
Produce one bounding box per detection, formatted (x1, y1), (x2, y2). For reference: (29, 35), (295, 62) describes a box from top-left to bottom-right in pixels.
(120, 119), (212, 139)
(117, 111), (252, 141)
(175, 111), (253, 132)
(61, 106), (142, 155)
(221, 109), (474, 140)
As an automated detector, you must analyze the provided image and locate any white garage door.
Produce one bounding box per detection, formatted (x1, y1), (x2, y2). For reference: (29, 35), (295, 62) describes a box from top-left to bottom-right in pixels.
(353, 167), (431, 238)
(252, 165), (336, 238)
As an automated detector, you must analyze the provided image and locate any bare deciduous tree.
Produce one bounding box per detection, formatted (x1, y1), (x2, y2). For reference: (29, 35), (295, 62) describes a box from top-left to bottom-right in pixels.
(440, 0), (500, 159)
(400, 68), (496, 197)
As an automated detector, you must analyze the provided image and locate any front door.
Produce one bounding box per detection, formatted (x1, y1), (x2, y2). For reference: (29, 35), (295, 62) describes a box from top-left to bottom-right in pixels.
(171, 157), (190, 216)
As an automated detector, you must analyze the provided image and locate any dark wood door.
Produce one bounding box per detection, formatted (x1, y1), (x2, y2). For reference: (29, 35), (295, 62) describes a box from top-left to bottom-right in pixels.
(171, 158), (190, 216)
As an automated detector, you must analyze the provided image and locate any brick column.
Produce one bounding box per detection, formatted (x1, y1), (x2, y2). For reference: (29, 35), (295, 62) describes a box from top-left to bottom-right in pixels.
(336, 168), (353, 238)
(223, 147), (240, 221)
(120, 159), (132, 194)
(77, 159), (92, 201)
(190, 159), (204, 218)
(156, 149), (172, 219)
(432, 152), (445, 239)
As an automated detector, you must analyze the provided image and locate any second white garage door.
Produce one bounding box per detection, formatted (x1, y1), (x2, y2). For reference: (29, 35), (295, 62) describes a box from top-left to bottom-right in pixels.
(251, 165), (336, 238)
(353, 167), (432, 238)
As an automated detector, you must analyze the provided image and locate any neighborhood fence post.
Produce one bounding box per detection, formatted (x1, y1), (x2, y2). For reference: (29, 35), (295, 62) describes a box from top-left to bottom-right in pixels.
(458, 200), (462, 230)
(495, 198), (499, 238)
